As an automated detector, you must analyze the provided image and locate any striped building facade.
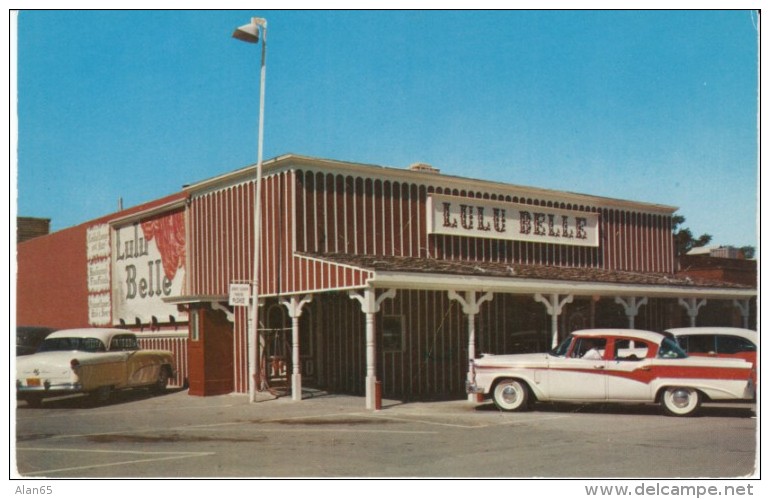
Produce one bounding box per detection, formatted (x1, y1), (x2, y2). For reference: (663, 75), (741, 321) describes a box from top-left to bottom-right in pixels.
(178, 155), (755, 403)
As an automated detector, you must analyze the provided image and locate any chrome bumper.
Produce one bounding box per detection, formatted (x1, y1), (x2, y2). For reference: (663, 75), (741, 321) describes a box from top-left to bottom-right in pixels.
(17, 381), (82, 394)
(465, 381), (484, 394)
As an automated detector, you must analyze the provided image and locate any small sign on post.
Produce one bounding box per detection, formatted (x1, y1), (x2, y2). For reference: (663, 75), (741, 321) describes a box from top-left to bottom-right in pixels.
(229, 283), (252, 307)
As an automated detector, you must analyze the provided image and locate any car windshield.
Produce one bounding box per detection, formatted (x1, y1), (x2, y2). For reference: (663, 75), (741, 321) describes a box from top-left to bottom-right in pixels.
(657, 337), (688, 359)
(39, 337), (106, 353)
(550, 335), (574, 357)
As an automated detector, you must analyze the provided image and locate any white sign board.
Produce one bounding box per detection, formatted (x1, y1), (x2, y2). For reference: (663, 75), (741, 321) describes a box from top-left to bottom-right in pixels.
(229, 283), (252, 307)
(426, 193), (600, 247)
(112, 219), (187, 325)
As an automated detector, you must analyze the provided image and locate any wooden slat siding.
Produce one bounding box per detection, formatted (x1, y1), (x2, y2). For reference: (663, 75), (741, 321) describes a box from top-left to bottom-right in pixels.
(266, 173), (274, 294)
(362, 178), (371, 255)
(383, 181), (393, 256)
(345, 176), (356, 256)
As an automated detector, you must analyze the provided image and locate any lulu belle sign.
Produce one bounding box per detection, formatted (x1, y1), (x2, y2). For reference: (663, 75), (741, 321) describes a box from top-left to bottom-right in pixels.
(112, 211), (186, 325)
(426, 193), (599, 247)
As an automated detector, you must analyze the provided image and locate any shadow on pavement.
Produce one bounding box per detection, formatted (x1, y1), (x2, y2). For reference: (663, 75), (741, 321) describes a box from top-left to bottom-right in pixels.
(473, 400), (755, 418)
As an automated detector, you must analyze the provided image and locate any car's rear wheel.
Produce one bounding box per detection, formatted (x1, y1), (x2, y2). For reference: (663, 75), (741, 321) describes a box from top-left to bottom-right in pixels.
(661, 387), (701, 417)
(492, 378), (529, 412)
(90, 385), (112, 405)
(152, 367), (170, 394)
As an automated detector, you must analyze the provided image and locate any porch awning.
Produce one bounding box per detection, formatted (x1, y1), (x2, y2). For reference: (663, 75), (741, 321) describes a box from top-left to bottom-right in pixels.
(297, 252), (755, 300)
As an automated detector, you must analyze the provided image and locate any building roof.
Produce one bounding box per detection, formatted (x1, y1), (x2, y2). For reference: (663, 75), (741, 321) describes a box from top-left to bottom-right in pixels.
(184, 153), (678, 215)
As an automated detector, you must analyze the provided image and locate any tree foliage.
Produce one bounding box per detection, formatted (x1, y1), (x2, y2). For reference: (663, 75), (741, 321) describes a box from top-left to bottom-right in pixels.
(672, 215), (755, 259)
(672, 215), (712, 257)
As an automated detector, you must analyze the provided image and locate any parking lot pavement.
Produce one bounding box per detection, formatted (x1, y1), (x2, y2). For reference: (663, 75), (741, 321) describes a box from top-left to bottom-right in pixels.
(14, 388), (757, 478)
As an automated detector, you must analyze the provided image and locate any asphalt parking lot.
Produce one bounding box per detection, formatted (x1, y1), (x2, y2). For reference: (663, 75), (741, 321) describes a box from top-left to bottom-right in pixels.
(13, 387), (757, 479)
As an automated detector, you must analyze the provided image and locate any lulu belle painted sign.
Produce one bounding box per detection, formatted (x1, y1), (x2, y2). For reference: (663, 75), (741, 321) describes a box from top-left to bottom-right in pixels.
(111, 211), (187, 325)
(426, 193), (599, 247)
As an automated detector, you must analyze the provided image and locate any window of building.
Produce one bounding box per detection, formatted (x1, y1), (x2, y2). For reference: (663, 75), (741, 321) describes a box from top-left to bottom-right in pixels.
(382, 315), (404, 352)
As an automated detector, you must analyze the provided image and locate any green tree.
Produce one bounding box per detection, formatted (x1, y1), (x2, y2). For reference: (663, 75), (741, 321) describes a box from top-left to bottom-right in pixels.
(672, 215), (712, 257)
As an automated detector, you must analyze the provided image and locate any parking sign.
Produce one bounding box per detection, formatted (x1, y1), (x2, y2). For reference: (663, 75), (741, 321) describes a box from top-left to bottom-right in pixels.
(229, 283), (251, 307)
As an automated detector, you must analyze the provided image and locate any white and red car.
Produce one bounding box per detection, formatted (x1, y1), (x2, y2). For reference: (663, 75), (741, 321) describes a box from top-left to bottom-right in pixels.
(467, 329), (755, 416)
(16, 328), (175, 407)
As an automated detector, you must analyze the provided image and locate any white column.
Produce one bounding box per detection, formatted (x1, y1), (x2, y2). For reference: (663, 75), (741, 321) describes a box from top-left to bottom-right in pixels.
(349, 288), (396, 409)
(280, 295), (312, 401)
(678, 297), (707, 327)
(614, 296), (648, 329)
(733, 299), (751, 329)
(448, 290), (494, 402)
(534, 293), (574, 348)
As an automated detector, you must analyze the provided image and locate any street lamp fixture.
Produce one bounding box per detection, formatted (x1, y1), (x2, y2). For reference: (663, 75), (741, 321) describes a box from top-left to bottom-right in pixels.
(232, 18), (264, 44)
(233, 16), (268, 403)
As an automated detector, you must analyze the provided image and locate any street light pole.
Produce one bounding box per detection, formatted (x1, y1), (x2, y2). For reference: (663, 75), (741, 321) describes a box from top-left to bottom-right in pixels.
(233, 16), (267, 403)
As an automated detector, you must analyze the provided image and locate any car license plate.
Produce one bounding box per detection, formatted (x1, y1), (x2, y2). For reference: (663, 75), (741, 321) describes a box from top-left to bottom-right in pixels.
(26, 378), (41, 387)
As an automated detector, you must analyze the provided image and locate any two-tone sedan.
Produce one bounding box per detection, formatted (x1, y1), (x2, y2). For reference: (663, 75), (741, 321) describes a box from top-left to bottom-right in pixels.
(16, 328), (175, 407)
(467, 329), (755, 416)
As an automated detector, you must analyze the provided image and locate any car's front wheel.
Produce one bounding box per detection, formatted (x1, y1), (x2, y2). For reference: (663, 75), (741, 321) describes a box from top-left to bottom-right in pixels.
(661, 387), (701, 417)
(492, 378), (530, 412)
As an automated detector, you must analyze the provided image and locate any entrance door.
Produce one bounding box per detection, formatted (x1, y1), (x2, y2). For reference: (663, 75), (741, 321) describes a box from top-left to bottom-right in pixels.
(188, 306), (234, 396)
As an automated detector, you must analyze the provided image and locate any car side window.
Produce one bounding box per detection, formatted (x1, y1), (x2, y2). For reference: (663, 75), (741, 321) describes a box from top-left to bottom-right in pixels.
(684, 334), (716, 354)
(570, 338), (606, 359)
(614, 339), (648, 361)
(716, 335), (756, 354)
(82, 338), (107, 352)
(110, 335), (139, 351)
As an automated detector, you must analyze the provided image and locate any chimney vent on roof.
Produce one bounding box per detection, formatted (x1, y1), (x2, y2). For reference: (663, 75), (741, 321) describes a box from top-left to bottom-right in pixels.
(408, 162), (440, 174)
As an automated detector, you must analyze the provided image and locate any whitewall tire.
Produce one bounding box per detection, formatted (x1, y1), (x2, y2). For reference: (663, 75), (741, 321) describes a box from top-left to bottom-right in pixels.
(661, 387), (701, 417)
(492, 378), (530, 412)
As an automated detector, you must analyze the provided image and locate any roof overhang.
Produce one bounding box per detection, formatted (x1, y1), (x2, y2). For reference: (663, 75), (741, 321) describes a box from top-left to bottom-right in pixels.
(163, 295), (228, 305)
(366, 271), (756, 300)
(296, 253), (755, 301)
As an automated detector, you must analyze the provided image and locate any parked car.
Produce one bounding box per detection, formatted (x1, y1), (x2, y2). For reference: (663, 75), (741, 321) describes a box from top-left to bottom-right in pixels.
(16, 328), (175, 407)
(467, 329), (755, 417)
(663, 327), (757, 364)
(16, 326), (57, 356)
(664, 327), (757, 389)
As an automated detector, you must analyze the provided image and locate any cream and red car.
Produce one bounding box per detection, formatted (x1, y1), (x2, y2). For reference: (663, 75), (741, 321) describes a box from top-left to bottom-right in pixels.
(467, 329), (755, 416)
(664, 327), (758, 388)
(664, 327), (757, 364)
(16, 328), (175, 407)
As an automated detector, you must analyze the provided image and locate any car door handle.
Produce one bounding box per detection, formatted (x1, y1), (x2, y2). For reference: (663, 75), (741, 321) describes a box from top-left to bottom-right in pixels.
(594, 365), (605, 369)
(638, 366), (651, 371)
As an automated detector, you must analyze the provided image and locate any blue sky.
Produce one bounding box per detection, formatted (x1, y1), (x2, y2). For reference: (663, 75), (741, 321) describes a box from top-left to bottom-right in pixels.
(13, 10), (759, 248)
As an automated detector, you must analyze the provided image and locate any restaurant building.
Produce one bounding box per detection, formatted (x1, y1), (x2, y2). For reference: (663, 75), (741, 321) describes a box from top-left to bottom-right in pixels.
(16, 154), (756, 407)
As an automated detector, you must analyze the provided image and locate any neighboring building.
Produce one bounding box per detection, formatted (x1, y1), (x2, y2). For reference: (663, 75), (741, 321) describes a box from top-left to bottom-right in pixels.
(16, 154), (757, 407)
(17, 217), (50, 243)
(678, 246), (757, 287)
(16, 193), (189, 388)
